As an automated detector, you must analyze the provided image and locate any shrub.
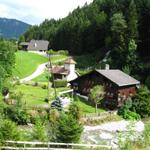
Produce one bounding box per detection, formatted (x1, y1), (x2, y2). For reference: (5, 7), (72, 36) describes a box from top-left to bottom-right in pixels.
(145, 76), (150, 89)
(69, 102), (81, 120)
(2, 87), (9, 96)
(4, 92), (30, 124)
(0, 119), (21, 141)
(54, 80), (67, 88)
(31, 120), (48, 142)
(33, 82), (38, 86)
(132, 86), (150, 118)
(51, 97), (63, 111)
(118, 98), (140, 120)
(55, 114), (83, 143)
(41, 84), (47, 89)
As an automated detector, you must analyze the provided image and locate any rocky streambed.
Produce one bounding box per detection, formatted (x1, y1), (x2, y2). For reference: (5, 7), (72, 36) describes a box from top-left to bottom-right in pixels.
(81, 120), (144, 149)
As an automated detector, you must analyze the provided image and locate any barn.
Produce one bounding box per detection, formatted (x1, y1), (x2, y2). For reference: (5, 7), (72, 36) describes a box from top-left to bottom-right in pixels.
(70, 69), (140, 109)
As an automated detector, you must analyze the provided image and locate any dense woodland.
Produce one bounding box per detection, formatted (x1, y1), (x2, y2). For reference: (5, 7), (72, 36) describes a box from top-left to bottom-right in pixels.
(23, 0), (150, 85)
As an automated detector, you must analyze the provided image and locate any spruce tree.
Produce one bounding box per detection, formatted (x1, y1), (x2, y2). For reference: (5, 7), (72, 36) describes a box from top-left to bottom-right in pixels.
(51, 97), (63, 111)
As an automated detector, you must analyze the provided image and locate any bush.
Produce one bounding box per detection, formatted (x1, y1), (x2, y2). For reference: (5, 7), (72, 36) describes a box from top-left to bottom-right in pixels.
(132, 86), (150, 118)
(4, 92), (30, 125)
(118, 98), (140, 120)
(41, 84), (47, 89)
(54, 80), (67, 88)
(145, 76), (150, 89)
(31, 120), (48, 142)
(55, 114), (83, 143)
(0, 119), (21, 141)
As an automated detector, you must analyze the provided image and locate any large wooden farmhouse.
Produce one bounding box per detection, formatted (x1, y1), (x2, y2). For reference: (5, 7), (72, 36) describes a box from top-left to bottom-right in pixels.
(70, 69), (140, 109)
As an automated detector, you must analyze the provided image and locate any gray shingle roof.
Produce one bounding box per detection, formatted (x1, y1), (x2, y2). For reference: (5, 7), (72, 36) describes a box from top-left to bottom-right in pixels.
(96, 69), (140, 87)
(27, 40), (49, 51)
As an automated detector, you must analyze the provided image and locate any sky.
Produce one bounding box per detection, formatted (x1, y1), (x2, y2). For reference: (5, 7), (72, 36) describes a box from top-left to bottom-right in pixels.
(0, 0), (93, 25)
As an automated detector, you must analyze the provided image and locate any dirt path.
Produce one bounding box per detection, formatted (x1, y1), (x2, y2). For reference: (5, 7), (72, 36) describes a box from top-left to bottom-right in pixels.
(20, 62), (48, 83)
(20, 57), (67, 83)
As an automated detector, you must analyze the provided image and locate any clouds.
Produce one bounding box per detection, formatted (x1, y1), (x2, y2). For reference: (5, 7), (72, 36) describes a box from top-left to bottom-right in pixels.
(0, 0), (93, 25)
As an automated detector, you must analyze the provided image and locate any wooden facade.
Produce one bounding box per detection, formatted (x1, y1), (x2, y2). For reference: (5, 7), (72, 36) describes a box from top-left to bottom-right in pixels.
(70, 70), (139, 109)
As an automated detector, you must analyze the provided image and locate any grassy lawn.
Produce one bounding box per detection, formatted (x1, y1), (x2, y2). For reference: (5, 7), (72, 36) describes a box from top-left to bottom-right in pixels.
(13, 51), (48, 79)
(15, 84), (69, 107)
(50, 55), (68, 64)
(15, 84), (47, 107)
(74, 96), (105, 114)
(33, 55), (68, 82)
(33, 71), (48, 82)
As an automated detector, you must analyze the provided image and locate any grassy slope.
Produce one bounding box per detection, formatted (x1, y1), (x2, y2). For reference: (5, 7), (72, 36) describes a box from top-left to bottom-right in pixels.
(33, 55), (68, 82)
(13, 51), (48, 79)
(75, 96), (105, 114)
(15, 84), (69, 107)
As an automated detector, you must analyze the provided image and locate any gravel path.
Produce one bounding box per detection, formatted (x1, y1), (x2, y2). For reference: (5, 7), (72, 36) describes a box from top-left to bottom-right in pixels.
(20, 62), (48, 83)
(20, 57), (68, 83)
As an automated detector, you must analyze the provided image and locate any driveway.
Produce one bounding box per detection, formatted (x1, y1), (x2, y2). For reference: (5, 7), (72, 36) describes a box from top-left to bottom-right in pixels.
(20, 62), (48, 83)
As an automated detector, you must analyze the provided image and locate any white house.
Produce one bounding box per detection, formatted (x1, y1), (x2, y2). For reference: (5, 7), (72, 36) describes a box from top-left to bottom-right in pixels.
(51, 58), (78, 82)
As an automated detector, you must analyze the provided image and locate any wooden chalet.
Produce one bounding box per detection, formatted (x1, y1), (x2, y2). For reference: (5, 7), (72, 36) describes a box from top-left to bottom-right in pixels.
(70, 69), (140, 109)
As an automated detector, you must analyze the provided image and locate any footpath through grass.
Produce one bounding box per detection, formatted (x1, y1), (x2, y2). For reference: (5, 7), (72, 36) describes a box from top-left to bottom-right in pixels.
(13, 51), (48, 79)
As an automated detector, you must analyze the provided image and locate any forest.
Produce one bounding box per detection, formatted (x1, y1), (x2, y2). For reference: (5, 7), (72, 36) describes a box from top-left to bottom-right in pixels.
(22, 0), (150, 86)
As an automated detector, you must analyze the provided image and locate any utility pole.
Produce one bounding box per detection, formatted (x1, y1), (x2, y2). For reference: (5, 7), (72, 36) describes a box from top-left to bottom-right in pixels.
(48, 52), (57, 102)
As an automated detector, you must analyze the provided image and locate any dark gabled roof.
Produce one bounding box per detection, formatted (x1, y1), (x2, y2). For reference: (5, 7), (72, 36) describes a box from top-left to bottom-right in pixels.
(27, 40), (49, 51)
(51, 66), (69, 75)
(70, 69), (140, 87)
(96, 69), (140, 87)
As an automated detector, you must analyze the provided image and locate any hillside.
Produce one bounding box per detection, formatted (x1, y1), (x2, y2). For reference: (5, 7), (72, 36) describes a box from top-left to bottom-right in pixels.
(13, 51), (48, 79)
(0, 18), (30, 39)
(23, 0), (150, 85)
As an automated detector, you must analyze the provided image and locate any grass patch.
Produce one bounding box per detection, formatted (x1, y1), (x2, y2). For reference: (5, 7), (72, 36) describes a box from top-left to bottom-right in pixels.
(33, 71), (48, 82)
(32, 55), (68, 82)
(74, 96), (105, 114)
(15, 84), (47, 107)
(13, 51), (48, 79)
(15, 84), (69, 107)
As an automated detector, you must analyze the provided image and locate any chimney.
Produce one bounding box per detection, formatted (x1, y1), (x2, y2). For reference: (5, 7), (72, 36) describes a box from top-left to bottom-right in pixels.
(105, 64), (110, 70)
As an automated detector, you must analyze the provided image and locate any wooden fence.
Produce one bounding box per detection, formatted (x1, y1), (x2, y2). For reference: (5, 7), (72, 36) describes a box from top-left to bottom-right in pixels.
(82, 111), (117, 118)
(1, 141), (113, 150)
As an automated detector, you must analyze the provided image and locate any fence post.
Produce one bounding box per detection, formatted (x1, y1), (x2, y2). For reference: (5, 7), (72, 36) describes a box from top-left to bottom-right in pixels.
(23, 143), (26, 150)
(90, 146), (93, 150)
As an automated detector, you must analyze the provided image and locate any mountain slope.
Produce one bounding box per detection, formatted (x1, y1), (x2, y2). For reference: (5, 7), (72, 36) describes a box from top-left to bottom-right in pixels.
(0, 18), (30, 39)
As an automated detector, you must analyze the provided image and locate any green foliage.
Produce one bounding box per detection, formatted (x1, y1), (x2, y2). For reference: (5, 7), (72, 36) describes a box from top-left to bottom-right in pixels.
(51, 97), (63, 111)
(55, 113), (83, 143)
(31, 120), (48, 142)
(118, 98), (140, 120)
(4, 92), (30, 125)
(132, 86), (150, 118)
(69, 102), (81, 120)
(48, 49), (69, 56)
(0, 119), (21, 141)
(144, 122), (150, 145)
(74, 95), (105, 114)
(54, 80), (67, 88)
(0, 40), (16, 91)
(145, 76), (150, 89)
(89, 85), (105, 113)
(13, 51), (48, 78)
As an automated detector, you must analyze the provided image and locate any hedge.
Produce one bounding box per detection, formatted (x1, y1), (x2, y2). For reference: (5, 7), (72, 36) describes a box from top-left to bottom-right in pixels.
(54, 80), (67, 88)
